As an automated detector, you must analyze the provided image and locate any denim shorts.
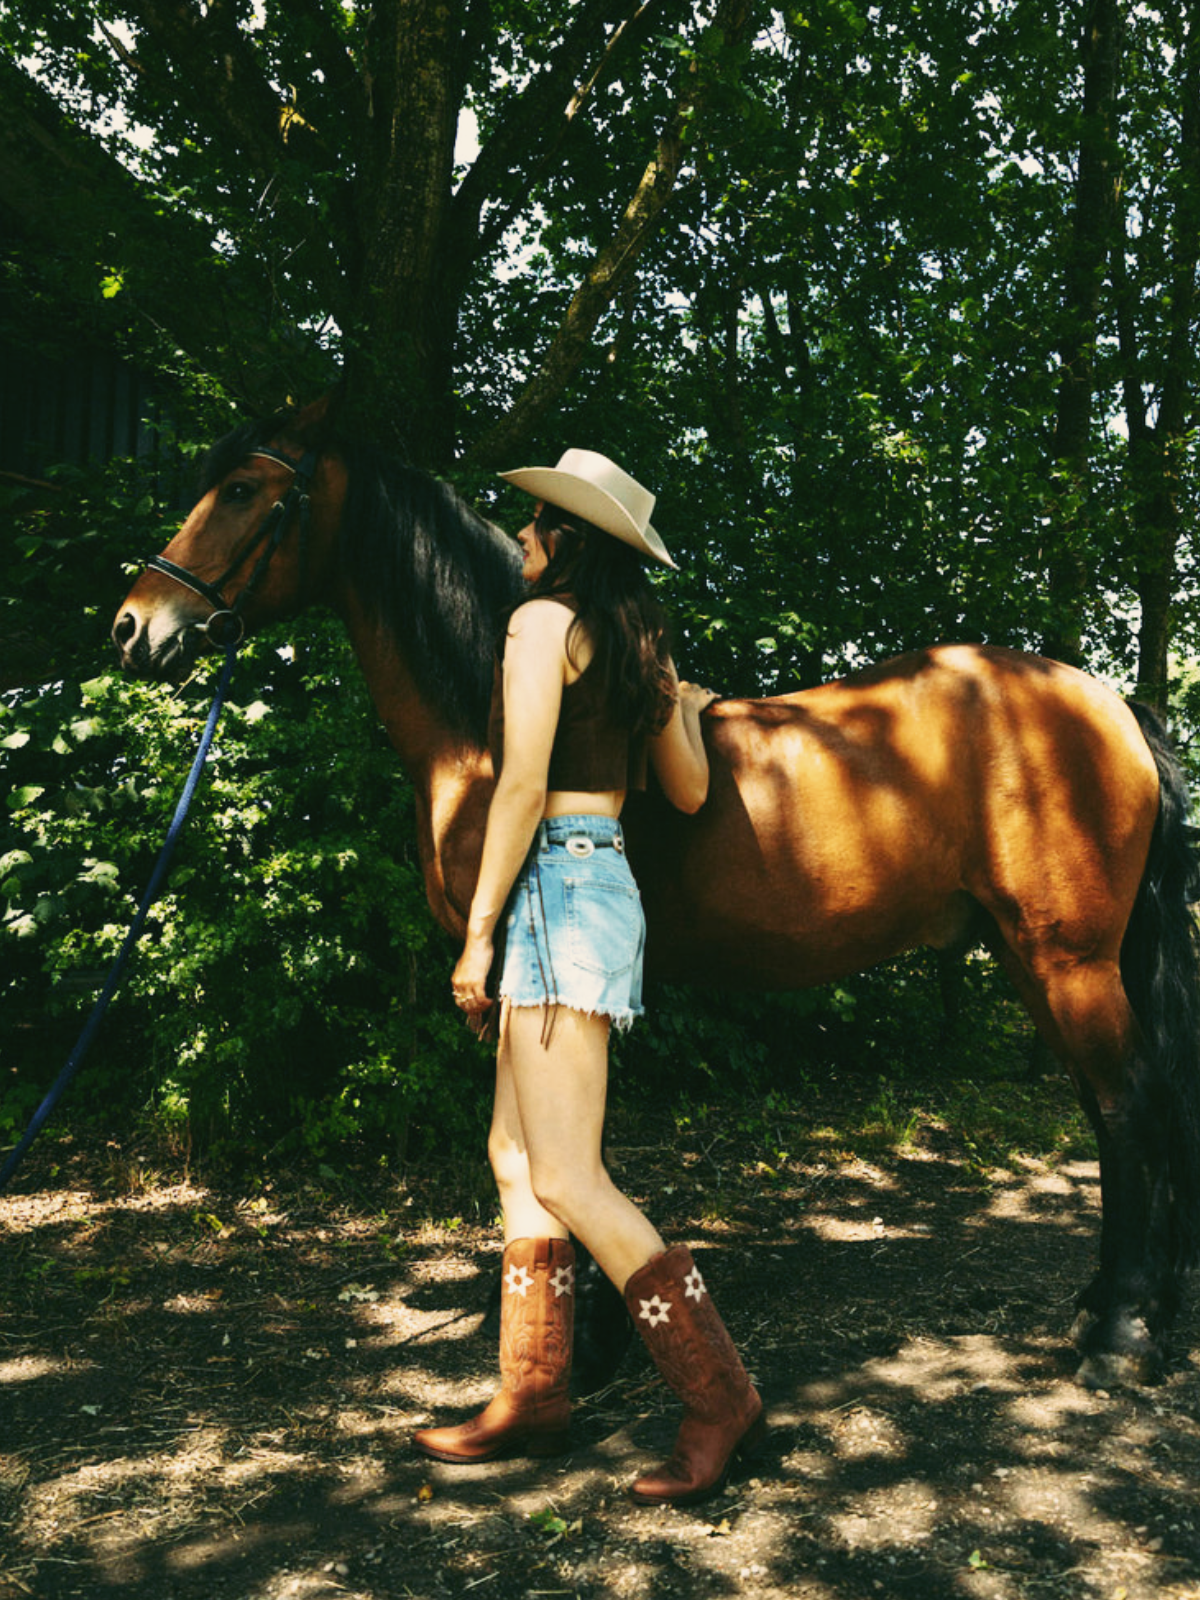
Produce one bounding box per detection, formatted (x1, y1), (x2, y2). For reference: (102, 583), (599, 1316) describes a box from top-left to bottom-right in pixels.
(498, 815), (646, 1030)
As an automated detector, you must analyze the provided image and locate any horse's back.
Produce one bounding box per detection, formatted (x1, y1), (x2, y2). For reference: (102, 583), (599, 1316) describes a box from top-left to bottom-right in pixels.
(630, 644), (1160, 988)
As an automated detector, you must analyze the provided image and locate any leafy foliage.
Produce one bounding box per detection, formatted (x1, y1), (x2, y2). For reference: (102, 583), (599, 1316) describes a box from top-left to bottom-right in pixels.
(2, 468), (495, 1156)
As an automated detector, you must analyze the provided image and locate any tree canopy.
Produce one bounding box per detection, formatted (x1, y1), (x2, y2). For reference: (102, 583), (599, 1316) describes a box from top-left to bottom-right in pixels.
(4, 1), (1200, 697)
(6, 0), (1200, 1155)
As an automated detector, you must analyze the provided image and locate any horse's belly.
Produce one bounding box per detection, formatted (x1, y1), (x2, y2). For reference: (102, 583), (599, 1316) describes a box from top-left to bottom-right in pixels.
(638, 821), (966, 989)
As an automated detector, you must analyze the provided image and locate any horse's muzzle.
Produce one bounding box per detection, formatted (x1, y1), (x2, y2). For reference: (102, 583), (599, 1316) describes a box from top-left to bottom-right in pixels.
(111, 609), (203, 682)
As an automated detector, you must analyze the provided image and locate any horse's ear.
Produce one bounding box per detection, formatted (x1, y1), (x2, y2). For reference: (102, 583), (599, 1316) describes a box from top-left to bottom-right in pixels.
(287, 392), (342, 451)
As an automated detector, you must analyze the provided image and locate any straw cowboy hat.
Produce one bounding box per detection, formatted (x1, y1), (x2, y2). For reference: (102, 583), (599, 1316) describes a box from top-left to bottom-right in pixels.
(499, 449), (677, 570)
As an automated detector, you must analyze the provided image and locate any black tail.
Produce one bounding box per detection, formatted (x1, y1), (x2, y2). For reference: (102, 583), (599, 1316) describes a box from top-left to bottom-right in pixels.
(1122, 699), (1200, 1272)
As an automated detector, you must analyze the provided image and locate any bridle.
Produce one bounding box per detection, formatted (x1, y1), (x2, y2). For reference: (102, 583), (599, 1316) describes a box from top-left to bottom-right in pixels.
(145, 444), (318, 647)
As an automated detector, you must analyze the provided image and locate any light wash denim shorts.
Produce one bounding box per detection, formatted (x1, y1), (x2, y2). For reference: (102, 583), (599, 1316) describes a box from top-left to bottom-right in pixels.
(498, 815), (646, 1030)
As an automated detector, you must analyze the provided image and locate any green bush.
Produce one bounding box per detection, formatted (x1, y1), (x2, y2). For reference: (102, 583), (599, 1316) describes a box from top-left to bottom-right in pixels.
(2, 460), (494, 1161)
(3, 625), (496, 1159)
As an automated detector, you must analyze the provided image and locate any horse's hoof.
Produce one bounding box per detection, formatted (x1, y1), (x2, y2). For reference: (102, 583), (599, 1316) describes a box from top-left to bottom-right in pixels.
(1072, 1311), (1164, 1389)
(1068, 1306), (1099, 1349)
(1075, 1349), (1160, 1389)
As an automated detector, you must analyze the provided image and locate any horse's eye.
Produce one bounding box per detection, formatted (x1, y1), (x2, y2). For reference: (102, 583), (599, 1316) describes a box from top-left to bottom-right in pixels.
(222, 479), (257, 505)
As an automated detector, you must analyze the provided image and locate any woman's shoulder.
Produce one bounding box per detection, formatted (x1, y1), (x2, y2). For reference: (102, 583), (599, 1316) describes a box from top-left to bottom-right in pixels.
(513, 591), (578, 617)
(507, 596), (577, 649)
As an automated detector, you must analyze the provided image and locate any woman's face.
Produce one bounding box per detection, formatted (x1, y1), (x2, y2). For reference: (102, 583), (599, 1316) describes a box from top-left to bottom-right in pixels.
(516, 503), (555, 582)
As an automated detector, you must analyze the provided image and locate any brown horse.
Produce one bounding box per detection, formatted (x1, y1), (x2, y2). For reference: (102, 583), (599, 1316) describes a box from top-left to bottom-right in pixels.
(112, 400), (1200, 1387)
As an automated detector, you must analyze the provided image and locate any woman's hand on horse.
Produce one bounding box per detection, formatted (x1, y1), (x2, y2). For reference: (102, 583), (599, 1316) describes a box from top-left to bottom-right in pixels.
(678, 680), (720, 715)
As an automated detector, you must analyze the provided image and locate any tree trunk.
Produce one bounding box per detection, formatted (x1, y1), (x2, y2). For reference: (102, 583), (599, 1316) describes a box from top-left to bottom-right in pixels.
(1042, 0), (1123, 666)
(340, 0), (464, 466)
(1121, 5), (1200, 710)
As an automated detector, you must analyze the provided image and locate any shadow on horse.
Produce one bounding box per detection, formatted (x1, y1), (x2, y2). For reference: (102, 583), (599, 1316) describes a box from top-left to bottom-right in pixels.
(112, 399), (1200, 1390)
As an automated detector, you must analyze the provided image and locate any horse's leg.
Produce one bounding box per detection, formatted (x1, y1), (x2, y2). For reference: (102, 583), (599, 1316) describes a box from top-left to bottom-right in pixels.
(1068, 1074), (1122, 1321)
(991, 946), (1175, 1384)
(1067, 1044), (1178, 1388)
(572, 1240), (634, 1393)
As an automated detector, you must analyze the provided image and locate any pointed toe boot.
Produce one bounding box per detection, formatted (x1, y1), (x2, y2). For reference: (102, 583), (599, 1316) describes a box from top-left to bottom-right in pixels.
(624, 1244), (764, 1506)
(414, 1236), (574, 1464)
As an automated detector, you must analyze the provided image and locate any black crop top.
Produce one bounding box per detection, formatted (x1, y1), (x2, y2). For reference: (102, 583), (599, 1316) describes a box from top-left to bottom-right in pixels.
(487, 601), (648, 792)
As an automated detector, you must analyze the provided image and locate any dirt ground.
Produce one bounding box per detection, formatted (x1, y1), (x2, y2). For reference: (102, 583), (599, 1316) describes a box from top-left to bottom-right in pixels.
(3, 1077), (1200, 1600)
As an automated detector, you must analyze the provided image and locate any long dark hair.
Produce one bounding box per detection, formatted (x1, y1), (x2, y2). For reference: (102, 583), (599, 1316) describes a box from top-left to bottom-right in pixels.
(526, 502), (675, 738)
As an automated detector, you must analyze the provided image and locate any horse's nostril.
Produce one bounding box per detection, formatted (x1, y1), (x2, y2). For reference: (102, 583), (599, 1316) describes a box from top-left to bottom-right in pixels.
(113, 612), (137, 649)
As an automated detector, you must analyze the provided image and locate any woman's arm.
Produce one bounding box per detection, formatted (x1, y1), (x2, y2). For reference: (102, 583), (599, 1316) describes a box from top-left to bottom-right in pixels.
(647, 661), (717, 815)
(452, 601), (571, 1011)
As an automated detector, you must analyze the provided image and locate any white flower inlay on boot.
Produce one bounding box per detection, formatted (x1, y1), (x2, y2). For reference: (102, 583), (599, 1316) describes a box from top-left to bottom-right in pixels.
(551, 1264), (575, 1298)
(505, 1263), (534, 1297)
(684, 1265), (706, 1302)
(638, 1293), (672, 1328)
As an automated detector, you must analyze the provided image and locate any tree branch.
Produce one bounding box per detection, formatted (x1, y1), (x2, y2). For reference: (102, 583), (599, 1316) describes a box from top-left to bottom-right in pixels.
(465, 0), (751, 467)
(0, 52), (323, 409)
(264, 0), (362, 119)
(455, 0), (675, 255)
(129, 0), (306, 176)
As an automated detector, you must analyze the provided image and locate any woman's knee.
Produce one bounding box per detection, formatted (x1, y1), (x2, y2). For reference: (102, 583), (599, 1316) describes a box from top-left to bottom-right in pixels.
(488, 1126), (530, 1195)
(527, 1156), (605, 1231)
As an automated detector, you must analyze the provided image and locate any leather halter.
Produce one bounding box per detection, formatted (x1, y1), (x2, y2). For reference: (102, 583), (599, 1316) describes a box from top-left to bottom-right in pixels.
(145, 445), (318, 647)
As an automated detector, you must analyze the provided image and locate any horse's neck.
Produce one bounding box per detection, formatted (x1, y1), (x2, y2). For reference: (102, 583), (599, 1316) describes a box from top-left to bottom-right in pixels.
(340, 591), (492, 938)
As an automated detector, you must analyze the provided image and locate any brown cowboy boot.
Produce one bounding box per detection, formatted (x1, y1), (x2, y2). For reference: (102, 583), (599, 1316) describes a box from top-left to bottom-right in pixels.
(414, 1237), (574, 1463)
(624, 1244), (764, 1505)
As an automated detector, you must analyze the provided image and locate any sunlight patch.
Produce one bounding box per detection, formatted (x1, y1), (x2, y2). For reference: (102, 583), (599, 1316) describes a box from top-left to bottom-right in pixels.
(162, 1291), (225, 1315)
(829, 1403), (909, 1461)
(1005, 1386), (1109, 1433)
(0, 1355), (70, 1383)
(798, 1333), (1026, 1411)
(830, 1482), (940, 1548)
(14, 1433), (314, 1561)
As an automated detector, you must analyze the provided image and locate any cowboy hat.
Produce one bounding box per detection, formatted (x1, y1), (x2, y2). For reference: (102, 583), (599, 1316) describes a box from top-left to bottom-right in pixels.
(499, 449), (677, 570)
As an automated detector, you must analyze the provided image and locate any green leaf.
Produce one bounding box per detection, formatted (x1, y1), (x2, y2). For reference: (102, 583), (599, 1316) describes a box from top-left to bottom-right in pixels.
(7, 785), (46, 811)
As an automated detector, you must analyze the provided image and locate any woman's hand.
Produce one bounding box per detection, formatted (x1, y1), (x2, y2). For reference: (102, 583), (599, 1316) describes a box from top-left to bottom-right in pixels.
(677, 680), (720, 716)
(452, 932), (495, 1022)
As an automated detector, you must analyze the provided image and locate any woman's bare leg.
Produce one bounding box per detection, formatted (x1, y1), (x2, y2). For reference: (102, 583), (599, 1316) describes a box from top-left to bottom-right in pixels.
(501, 1005), (664, 1289)
(489, 1005), (568, 1242)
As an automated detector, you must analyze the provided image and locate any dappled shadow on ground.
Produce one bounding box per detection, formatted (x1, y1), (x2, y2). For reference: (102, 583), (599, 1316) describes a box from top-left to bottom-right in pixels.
(2, 1075), (1200, 1600)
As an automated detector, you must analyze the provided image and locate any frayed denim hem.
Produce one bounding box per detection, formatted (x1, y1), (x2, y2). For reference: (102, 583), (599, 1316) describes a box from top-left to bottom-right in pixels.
(500, 997), (643, 1040)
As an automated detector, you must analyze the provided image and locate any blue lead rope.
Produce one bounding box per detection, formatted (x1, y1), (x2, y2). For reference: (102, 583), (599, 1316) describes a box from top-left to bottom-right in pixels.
(0, 646), (238, 1194)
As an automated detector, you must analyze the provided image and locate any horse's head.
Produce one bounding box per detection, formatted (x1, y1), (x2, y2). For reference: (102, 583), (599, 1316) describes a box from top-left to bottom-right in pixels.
(113, 401), (343, 680)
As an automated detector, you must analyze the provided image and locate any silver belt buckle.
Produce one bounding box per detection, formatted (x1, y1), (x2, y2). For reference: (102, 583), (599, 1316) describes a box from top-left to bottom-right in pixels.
(566, 836), (595, 858)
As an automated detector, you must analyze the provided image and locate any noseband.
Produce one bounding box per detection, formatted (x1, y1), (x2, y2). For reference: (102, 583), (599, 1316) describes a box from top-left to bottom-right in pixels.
(145, 445), (318, 647)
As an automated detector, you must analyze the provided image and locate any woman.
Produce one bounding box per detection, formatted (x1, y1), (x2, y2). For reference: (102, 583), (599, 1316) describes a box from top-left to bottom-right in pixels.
(413, 449), (763, 1506)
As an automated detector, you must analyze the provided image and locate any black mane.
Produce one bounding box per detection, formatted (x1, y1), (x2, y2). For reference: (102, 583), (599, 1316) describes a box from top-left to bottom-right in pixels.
(201, 415), (524, 743)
